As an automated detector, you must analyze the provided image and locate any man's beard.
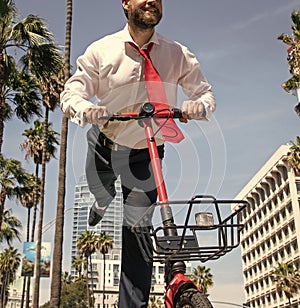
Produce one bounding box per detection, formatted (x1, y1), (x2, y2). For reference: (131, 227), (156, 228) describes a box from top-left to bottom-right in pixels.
(132, 8), (162, 29)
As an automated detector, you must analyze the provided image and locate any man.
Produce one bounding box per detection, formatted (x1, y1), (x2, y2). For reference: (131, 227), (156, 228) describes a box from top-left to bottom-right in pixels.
(60, 0), (216, 307)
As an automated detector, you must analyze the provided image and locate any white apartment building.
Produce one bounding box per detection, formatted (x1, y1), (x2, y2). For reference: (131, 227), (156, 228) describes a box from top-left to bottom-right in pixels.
(233, 145), (300, 307)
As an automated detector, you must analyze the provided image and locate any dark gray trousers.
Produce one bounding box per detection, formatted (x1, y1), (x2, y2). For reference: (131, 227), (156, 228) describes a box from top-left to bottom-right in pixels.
(85, 125), (164, 308)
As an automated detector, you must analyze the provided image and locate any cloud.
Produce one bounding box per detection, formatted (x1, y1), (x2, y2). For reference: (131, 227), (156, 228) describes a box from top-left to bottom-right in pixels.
(228, 2), (297, 32)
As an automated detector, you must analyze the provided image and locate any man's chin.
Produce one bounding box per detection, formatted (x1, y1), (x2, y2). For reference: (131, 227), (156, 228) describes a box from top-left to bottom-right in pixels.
(132, 11), (162, 29)
(134, 19), (160, 29)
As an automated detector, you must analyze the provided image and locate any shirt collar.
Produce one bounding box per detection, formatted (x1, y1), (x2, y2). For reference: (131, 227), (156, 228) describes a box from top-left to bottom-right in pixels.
(121, 24), (160, 49)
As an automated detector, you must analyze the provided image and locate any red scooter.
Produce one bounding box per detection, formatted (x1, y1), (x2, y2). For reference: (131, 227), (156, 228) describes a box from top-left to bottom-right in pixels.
(103, 103), (248, 308)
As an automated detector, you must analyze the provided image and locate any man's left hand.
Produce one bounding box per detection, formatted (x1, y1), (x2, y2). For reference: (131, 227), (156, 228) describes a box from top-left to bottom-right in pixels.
(180, 101), (206, 122)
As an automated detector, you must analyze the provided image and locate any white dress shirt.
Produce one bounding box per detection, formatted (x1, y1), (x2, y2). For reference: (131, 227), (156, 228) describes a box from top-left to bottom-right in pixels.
(60, 25), (216, 149)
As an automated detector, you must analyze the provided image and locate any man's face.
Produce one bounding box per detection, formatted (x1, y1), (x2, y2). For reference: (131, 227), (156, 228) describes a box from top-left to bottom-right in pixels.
(124, 0), (162, 29)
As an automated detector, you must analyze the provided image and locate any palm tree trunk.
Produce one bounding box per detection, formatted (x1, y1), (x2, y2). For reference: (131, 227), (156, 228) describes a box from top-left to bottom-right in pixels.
(49, 0), (72, 306)
(0, 273), (7, 308)
(0, 50), (5, 154)
(25, 165), (38, 308)
(20, 276), (27, 307)
(20, 207), (31, 308)
(89, 255), (95, 307)
(49, 115), (69, 307)
(86, 258), (91, 308)
(103, 254), (106, 307)
(31, 163), (40, 242)
(0, 186), (7, 233)
(0, 94), (5, 155)
(0, 271), (12, 308)
(32, 106), (49, 308)
(25, 275), (31, 308)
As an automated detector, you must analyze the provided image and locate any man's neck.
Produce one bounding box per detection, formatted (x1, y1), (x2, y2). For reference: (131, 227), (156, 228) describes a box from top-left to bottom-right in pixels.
(128, 24), (155, 48)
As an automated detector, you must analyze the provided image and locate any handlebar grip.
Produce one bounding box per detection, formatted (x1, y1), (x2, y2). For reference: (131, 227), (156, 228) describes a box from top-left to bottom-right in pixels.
(172, 108), (182, 119)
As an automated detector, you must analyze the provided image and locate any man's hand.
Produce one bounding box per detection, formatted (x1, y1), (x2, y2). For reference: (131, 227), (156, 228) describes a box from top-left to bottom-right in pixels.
(83, 106), (109, 126)
(180, 101), (206, 122)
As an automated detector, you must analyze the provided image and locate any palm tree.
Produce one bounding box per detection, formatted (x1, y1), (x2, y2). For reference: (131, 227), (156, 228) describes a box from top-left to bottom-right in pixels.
(15, 174), (40, 308)
(99, 231), (113, 307)
(72, 254), (86, 280)
(24, 120), (60, 308)
(16, 174), (40, 243)
(0, 208), (22, 245)
(6, 10), (64, 304)
(278, 10), (300, 115)
(21, 121), (58, 308)
(190, 265), (214, 295)
(62, 271), (73, 285)
(0, 0), (60, 153)
(0, 247), (21, 308)
(0, 2), (63, 306)
(77, 230), (102, 308)
(272, 262), (300, 306)
(22, 46), (63, 308)
(50, 0), (73, 305)
(21, 120), (59, 241)
(0, 154), (31, 233)
(21, 22), (64, 306)
(287, 136), (300, 173)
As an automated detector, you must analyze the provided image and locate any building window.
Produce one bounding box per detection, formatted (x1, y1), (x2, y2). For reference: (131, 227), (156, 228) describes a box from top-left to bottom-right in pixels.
(267, 176), (276, 192)
(274, 171), (282, 187)
(253, 193), (260, 206)
(159, 266), (164, 274)
(296, 181), (300, 192)
(257, 187), (265, 202)
(262, 182), (271, 197)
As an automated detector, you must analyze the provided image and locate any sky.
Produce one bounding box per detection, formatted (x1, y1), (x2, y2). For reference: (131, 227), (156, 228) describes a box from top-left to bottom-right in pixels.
(2, 0), (300, 306)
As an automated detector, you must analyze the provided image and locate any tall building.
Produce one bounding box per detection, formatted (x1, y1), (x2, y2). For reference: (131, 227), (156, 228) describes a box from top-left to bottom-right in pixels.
(233, 145), (300, 307)
(71, 175), (166, 307)
(71, 175), (123, 306)
(71, 175), (123, 262)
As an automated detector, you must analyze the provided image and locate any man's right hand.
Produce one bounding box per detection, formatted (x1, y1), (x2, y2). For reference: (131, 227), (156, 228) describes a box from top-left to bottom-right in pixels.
(83, 106), (109, 126)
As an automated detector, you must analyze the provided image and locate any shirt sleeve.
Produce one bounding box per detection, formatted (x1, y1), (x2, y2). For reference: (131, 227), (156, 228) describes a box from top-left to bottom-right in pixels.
(178, 46), (216, 120)
(60, 45), (99, 127)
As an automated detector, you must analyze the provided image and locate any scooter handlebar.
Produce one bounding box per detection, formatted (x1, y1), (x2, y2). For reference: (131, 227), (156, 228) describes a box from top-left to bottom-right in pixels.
(102, 103), (183, 121)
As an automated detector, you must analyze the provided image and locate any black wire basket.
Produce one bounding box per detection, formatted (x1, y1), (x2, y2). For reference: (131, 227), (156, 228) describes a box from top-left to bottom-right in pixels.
(131, 195), (248, 263)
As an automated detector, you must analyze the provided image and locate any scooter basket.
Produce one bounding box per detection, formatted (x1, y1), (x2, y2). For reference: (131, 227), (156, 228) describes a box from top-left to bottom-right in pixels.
(131, 196), (248, 263)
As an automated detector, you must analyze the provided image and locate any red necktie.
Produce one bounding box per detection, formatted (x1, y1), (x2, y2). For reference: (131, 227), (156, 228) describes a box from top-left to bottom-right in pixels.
(130, 42), (184, 143)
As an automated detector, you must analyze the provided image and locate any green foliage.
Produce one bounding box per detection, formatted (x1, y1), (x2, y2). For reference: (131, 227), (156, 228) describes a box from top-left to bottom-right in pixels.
(148, 295), (163, 307)
(0, 0), (57, 120)
(72, 254), (86, 278)
(190, 265), (214, 295)
(76, 230), (113, 259)
(20, 119), (60, 164)
(272, 262), (300, 305)
(0, 0), (64, 155)
(278, 10), (300, 116)
(60, 278), (90, 308)
(76, 231), (114, 307)
(287, 136), (300, 172)
(41, 278), (90, 308)
(0, 246), (21, 306)
(99, 231), (114, 255)
(0, 154), (34, 204)
(0, 208), (22, 245)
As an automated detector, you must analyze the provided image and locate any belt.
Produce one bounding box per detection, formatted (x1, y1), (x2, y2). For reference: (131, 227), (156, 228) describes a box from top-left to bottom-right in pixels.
(100, 133), (132, 151)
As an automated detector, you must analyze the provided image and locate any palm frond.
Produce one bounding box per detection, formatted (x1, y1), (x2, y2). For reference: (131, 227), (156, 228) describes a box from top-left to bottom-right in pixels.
(12, 14), (54, 47)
